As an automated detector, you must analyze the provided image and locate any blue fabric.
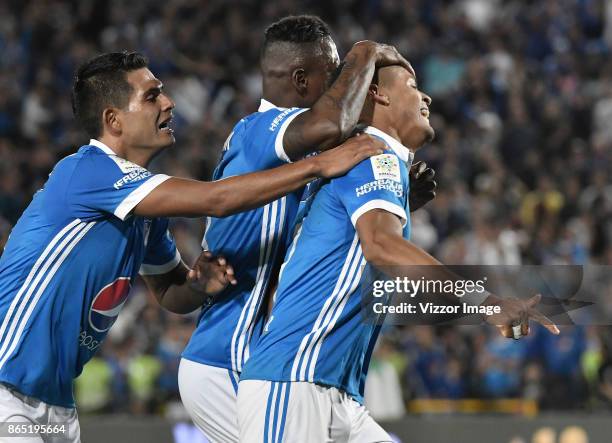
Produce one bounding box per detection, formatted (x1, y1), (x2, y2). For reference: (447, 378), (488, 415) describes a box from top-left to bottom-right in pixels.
(242, 128), (413, 403)
(0, 144), (177, 407)
(182, 105), (307, 375)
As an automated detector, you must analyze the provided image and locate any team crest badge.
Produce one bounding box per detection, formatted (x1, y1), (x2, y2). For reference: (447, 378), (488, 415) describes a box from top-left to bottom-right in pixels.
(371, 154), (401, 182)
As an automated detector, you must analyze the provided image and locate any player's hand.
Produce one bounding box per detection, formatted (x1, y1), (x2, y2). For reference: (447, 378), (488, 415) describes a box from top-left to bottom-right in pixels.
(351, 41), (414, 75)
(187, 251), (237, 296)
(482, 294), (560, 339)
(409, 161), (437, 212)
(311, 133), (384, 178)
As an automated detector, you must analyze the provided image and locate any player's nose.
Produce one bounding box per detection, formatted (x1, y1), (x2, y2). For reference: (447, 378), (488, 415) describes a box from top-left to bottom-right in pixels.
(160, 93), (175, 111)
(421, 91), (432, 106)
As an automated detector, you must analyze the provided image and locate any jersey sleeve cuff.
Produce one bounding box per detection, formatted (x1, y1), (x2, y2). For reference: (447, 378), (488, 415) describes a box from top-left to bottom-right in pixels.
(114, 174), (171, 221)
(350, 200), (407, 228)
(139, 249), (182, 275)
(274, 108), (309, 163)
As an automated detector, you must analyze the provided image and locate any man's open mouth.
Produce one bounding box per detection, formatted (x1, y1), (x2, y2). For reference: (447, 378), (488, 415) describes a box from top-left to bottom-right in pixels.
(158, 117), (173, 132)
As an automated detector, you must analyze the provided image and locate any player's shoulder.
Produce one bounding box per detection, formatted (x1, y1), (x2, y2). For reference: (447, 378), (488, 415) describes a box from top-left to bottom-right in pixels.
(80, 144), (150, 176)
(56, 144), (112, 169)
(244, 106), (305, 135)
(225, 106), (306, 160)
(46, 145), (97, 180)
(339, 148), (405, 182)
(367, 149), (406, 181)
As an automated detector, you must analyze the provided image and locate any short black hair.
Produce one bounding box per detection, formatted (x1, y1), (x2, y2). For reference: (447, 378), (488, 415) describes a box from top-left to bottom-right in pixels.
(263, 15), (331, 48)
(72, 51), (148, 138)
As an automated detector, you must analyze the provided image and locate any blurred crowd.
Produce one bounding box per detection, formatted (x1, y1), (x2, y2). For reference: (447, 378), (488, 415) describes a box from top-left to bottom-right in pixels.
(1, 0), (612, 419)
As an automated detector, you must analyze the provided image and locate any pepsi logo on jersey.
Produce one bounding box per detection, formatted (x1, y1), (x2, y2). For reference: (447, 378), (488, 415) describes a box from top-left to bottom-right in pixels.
(88, 277), (131, 333)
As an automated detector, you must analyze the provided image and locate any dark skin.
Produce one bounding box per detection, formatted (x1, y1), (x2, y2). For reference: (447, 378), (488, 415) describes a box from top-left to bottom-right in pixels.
(96, 67), (385, 313)
(259, 38), (433, 315)
(262, 38), (414, 161)
(354, 66), (560, 338)
(144, 38), (415, 313)
(140, 37), (427, 312)
(263, 38), (436, 211)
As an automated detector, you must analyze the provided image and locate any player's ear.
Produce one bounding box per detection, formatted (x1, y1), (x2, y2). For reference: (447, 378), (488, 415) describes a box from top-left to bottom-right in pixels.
(103, 108), (122, 136)
(292, 68), (308, 97)
(368, 84), (390, 106)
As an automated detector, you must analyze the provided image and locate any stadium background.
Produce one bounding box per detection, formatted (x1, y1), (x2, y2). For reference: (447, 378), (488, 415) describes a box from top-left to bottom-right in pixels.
(1, 0), (611, 441)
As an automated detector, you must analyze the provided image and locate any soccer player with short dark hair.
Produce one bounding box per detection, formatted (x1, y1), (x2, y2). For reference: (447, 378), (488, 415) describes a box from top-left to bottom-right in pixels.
(0, 51), (382, 441)
(238, 65), (560, 442)
(177, 15), (436, 443)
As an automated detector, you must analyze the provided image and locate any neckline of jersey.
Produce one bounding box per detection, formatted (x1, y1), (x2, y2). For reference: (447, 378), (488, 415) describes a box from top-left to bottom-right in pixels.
(88, 138), (118, 156)
(363, 126), (414, 164)
(258, 98), (285, 112)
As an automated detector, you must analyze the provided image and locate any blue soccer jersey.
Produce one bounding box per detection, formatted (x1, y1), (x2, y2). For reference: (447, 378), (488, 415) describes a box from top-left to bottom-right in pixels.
(182, 100), (308, 381)
(240, 127), (413, 403)
(0, 139), (180, 407)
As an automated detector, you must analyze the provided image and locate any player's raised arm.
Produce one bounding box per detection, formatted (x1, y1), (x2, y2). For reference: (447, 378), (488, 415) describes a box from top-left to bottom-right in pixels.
(355, 209), (560, 338)
(276, 41), (413, 161)
(133, 133), (383, 218)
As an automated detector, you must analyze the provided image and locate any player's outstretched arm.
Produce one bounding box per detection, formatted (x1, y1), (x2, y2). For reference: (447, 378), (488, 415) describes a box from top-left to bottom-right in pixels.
(355, 209), (560, 338)
(282, 41), (414, 161)
(142, 251), (237, 314)
(134, 133), (383, 218)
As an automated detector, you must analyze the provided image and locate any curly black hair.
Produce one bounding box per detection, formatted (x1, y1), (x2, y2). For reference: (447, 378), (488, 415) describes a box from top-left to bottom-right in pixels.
(263, 15), (331, 47)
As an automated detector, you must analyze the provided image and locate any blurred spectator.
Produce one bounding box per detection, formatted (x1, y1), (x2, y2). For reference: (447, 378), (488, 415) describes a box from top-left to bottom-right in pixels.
(532, 326), (587, 409)
(476, 333), (527, 398)
(364, 338), (407, 420)
(127, 350), (162, 414)
(74, 357), (113, 413)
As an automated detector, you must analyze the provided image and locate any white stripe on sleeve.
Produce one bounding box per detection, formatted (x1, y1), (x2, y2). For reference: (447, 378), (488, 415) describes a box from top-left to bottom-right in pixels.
(350, 199), (407, 227)
(114, 174), (171, 221)
(274, 109), (309, 163)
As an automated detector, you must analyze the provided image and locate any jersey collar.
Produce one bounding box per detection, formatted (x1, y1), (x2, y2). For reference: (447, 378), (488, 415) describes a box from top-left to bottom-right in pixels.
(258, 99), (288, 112)
(89, 138), (118, 156)
(363, 126), (414, 164)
